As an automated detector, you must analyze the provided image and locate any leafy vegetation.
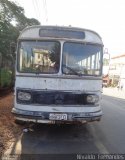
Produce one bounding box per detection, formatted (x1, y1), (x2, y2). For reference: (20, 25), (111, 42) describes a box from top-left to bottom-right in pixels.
(0, 68), (12, 87)
(0, 0), (40, 87)
(0, 0), (40, 65)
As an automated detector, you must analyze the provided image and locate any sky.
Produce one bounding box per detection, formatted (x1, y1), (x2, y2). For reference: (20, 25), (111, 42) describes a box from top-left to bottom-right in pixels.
(12, 0), (125, 56)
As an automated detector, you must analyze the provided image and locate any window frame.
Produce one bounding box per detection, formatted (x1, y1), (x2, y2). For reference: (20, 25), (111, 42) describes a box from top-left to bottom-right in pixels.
(62, 41), (103, 77)
(17, 40), (61, 74)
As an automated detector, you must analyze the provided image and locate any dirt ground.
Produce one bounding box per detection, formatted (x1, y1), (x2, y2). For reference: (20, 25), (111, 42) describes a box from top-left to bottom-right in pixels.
(0, 93), (22, 155)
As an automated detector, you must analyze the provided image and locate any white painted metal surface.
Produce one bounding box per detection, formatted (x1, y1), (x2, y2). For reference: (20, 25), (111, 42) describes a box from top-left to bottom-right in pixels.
(15, 76), (102, 91)
(19, 25), (103, 45)
(15, 103), (101, 113)
(15, 76), (102, 113)
(13, 26), (103, 123)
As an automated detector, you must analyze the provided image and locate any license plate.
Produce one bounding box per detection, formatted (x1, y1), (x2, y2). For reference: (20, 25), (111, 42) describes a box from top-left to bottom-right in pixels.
(49, 113), (67, 120)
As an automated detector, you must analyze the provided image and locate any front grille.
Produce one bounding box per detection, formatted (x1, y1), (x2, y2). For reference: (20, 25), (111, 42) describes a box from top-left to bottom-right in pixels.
(32, 91), (88, 105)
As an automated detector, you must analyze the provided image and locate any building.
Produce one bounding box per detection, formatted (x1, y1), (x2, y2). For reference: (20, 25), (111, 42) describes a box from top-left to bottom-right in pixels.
(109, 54), (125, 89)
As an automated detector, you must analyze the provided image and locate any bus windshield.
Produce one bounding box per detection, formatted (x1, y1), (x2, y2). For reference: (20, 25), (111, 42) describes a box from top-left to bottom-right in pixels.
(18, 41), (60, 73)
(18, 41), (102, 76)
(62, 42), (102, 76)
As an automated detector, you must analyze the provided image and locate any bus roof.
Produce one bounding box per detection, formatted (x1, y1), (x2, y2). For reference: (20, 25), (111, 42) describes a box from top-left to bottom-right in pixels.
(18, 25), (103, 45)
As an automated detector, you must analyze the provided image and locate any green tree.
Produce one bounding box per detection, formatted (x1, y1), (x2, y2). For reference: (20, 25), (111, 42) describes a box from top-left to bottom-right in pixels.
(0, 0), (40, 26)
(0, 0), (40, 65)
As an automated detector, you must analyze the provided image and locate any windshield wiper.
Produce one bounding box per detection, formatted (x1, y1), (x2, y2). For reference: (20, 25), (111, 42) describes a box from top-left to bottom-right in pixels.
(62, 64), (82, 76)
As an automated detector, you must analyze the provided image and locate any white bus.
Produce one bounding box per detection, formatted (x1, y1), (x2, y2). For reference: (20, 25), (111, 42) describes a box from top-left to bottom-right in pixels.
(12, 26), (103, 124)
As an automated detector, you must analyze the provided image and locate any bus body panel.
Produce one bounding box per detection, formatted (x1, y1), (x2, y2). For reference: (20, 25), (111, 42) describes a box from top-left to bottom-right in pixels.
(12, 26), (103, 124)
(19, 25), (103, 45)
(15, 76), (102, 91)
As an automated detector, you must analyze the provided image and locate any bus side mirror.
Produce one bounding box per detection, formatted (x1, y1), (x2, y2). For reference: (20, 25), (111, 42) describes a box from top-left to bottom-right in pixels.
(103, 48), (110, 66)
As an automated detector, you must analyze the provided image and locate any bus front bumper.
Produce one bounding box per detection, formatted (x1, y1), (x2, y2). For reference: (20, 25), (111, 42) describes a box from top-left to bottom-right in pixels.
(12, 108), (103, 124)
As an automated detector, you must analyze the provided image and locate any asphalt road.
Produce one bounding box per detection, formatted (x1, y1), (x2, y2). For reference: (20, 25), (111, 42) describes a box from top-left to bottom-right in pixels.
(5, 94), (125, 160)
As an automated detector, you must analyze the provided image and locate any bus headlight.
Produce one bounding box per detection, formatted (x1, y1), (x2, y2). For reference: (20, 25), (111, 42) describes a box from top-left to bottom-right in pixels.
(18, 91), (31, 101)
(86, 95), (99, 104)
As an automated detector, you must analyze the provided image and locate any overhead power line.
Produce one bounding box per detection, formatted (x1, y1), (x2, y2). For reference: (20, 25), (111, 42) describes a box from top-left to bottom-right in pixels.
(32, 0), (48, 24)
(32, 0), (39, 20)
(35, 0), (42, 21)
(43, 0), (48, 23)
